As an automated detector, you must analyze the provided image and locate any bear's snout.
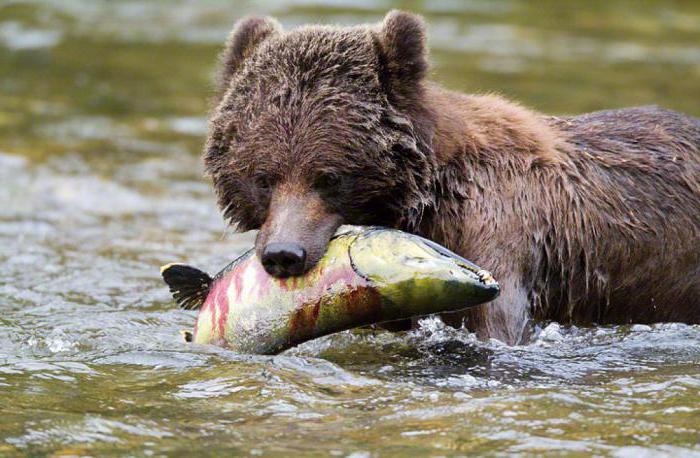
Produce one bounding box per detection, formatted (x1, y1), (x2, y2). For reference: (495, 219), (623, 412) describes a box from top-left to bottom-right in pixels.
(261, 242), (307, 278)
(255, 184), (343, 278)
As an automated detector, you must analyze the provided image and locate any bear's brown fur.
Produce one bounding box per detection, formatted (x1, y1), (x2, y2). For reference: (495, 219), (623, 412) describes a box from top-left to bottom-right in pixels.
(205, 11), (700, 344)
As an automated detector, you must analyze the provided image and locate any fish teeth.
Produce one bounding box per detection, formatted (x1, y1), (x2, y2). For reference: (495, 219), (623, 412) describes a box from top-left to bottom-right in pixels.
(477, 269), (496, 285)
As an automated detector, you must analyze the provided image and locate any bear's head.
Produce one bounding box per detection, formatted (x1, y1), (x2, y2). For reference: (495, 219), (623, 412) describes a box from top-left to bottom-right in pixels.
(205, 11), (436, 277)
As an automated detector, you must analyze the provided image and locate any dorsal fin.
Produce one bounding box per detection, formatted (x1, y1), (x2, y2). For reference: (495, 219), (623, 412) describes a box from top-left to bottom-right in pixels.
(160, 263), (213, 310)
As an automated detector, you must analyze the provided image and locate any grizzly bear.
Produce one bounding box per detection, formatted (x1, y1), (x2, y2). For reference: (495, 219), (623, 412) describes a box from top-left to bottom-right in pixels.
(204, 11), (700, 344)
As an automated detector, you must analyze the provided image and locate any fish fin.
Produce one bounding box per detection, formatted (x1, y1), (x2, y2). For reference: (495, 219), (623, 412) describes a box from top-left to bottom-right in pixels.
(160, 263), (212, 310)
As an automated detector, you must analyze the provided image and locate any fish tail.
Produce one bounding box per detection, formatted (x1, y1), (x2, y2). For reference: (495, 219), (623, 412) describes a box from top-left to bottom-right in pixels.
(160, 263), (212, 310)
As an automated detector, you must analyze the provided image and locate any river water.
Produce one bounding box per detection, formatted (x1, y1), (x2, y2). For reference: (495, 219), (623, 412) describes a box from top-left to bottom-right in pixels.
(1, 1), (699, 456)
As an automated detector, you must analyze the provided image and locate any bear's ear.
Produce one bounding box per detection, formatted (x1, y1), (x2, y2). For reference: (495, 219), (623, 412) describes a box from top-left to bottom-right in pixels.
(376, 11), (429, 103)
(217, 16), (282, 94)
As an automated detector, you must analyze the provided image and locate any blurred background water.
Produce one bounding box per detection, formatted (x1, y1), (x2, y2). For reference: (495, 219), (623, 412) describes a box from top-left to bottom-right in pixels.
(1, 1), (699, 456)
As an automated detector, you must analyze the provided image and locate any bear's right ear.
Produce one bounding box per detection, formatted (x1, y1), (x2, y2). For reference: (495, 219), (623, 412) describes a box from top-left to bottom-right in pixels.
(217, 16), (282, 94)
(375, 11), (429, 105)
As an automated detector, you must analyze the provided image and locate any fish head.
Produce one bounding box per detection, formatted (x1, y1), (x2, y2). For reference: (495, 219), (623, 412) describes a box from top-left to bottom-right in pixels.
(347, 227), (500, 310)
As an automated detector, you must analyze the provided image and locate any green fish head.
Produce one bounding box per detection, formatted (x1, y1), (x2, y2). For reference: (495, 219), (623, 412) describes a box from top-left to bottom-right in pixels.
(346, 227), (500, 311)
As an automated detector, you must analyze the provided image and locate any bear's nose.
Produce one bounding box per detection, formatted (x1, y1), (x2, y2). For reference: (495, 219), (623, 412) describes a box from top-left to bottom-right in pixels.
(261, 243), (307, 278)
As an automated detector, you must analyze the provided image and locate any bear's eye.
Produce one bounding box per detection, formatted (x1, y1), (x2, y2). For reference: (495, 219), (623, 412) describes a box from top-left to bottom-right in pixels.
(314, 173), (341, 191)
(254, 175), (276, 191)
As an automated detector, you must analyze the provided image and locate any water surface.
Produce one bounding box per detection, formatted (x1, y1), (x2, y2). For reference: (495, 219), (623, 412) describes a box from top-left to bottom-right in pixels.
(1, 1), (699, 456)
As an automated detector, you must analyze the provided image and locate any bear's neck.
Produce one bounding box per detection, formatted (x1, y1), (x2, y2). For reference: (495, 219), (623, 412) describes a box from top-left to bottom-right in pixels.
(424, 83), (564, 165)
(416, 83), (569, 262)
(413, 84), (571, 344)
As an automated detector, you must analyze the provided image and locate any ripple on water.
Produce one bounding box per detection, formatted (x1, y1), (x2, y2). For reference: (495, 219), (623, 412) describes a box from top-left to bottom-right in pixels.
(1, 150), (699, 455)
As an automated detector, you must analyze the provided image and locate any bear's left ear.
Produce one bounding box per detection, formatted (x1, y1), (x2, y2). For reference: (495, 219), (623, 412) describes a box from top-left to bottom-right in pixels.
(216, 16), (282, 96)
(376, 10), (429, 103)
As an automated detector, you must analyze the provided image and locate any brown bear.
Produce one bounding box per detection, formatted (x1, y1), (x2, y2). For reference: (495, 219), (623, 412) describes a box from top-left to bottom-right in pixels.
(204, 11), (700, 344)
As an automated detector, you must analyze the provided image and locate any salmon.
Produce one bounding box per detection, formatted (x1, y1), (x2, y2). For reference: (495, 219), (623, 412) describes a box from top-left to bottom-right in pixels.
(161, 226), (499, 354)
